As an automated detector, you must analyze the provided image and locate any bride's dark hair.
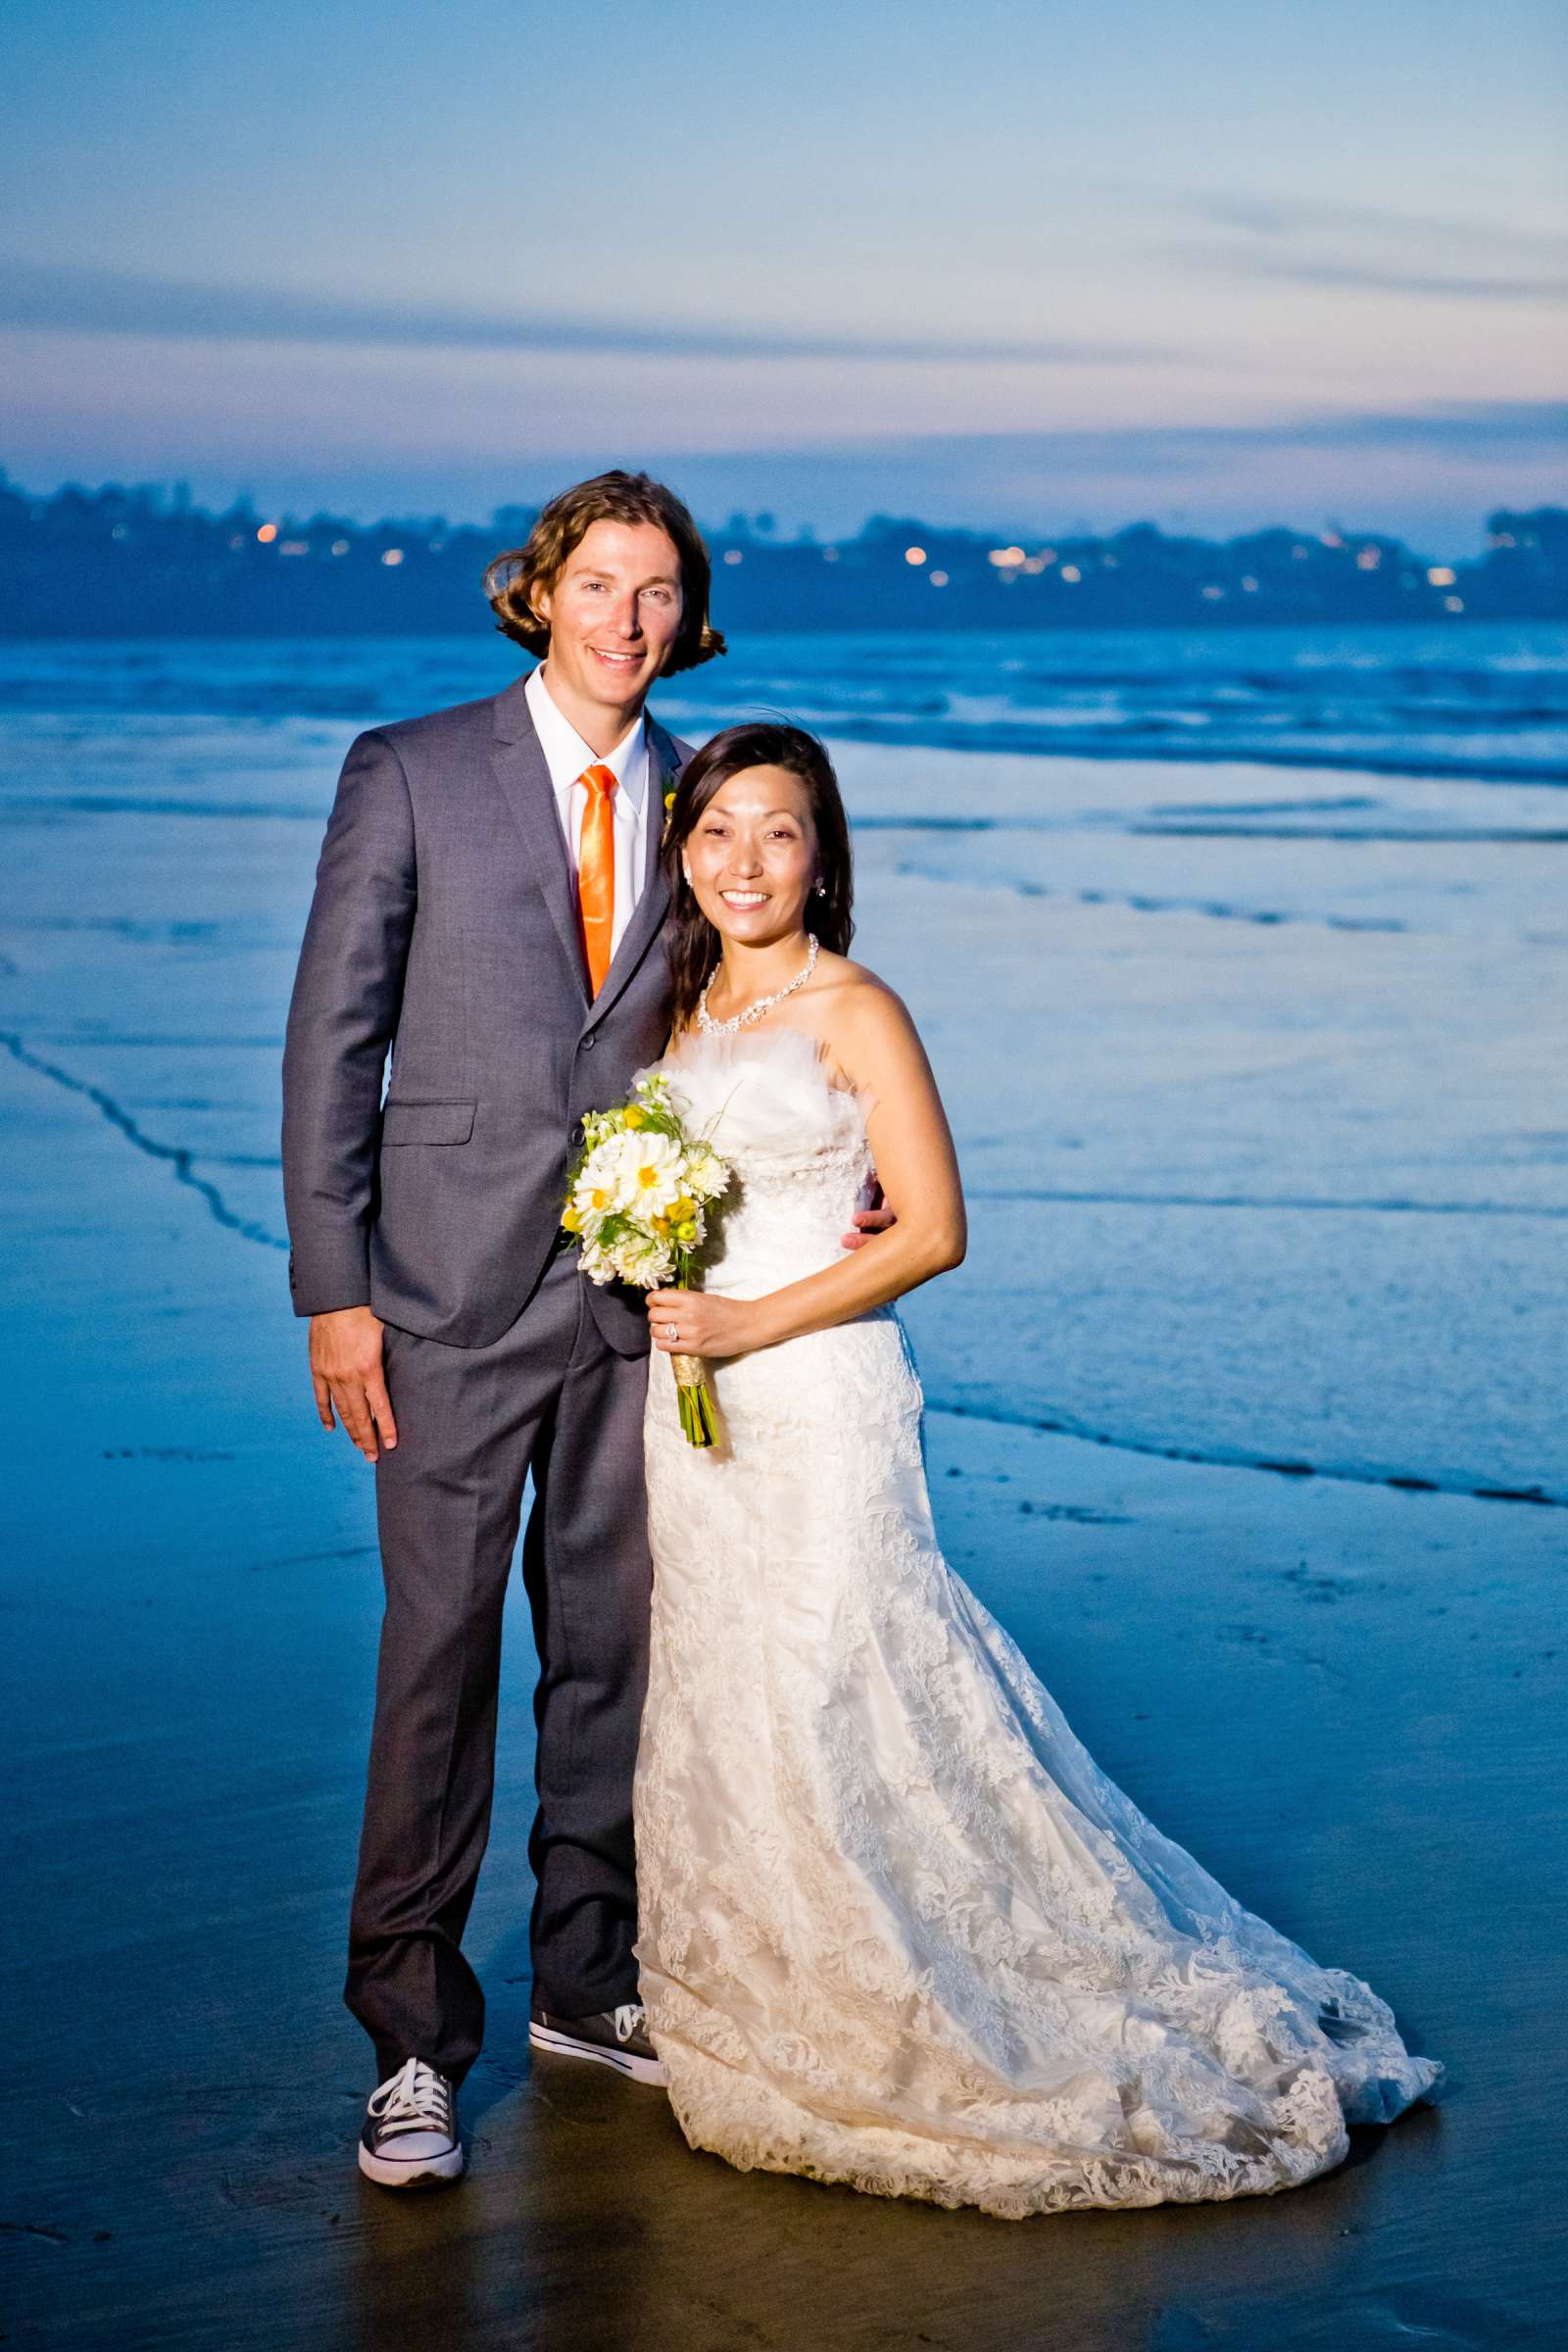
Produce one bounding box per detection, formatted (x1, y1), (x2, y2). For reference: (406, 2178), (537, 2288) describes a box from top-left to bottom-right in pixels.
(664, 722), (855, 1030)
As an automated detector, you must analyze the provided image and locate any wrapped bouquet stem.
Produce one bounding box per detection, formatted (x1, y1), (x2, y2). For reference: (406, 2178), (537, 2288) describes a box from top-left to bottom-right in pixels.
(561, 1073), (732, 1447)
(668, 1337), (717, 1447)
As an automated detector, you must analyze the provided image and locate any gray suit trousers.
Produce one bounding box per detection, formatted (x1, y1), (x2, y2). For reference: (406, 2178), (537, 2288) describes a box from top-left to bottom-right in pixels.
(346, 1249), (651, 2083)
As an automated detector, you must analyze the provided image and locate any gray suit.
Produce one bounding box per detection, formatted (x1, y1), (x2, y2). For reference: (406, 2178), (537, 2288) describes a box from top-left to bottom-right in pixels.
(282, 672), (685, 2081)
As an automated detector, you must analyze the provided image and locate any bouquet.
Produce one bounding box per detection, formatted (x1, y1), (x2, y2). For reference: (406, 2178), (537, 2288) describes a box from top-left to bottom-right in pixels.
(562, 1072), (732, 1446)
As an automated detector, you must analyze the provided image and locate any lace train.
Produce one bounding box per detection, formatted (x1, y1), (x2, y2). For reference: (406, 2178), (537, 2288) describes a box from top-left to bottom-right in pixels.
(633, 1028), (1442, 2218)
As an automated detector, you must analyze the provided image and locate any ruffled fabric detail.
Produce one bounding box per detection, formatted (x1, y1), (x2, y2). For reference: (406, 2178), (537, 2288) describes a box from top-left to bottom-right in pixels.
(634, 1027), (1442, 2219)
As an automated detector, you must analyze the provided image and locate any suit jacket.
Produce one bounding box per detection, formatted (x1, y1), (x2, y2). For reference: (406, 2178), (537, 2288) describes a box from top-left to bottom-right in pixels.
(281, 671), (688, 1353)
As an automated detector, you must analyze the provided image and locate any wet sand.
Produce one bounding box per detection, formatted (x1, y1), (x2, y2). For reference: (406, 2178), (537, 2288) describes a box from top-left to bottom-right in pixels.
(3, 1019), (1564, 2351)
(3, 684), (1566, 2346)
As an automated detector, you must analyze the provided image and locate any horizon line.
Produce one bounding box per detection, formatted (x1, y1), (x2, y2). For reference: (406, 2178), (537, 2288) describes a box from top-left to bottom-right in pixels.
(6, 463), (1562, 565)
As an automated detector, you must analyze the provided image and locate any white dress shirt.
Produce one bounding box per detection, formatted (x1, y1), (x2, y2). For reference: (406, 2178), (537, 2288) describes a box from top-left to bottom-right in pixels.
(525, 664), (649, 961)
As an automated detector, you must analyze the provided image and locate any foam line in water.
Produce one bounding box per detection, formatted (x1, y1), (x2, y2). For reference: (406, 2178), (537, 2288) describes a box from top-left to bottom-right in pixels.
(929, 1396), (1564, 1510)
(0, 1029), (287, 1251)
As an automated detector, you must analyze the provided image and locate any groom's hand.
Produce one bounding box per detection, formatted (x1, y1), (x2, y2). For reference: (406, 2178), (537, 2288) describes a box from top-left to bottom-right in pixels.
(842, 1181), (897, 1251)
(310, 1306), (398, 1462)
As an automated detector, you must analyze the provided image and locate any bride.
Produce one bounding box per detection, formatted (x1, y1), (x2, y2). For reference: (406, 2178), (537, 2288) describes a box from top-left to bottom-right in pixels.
(633, 720), (1442, 2220)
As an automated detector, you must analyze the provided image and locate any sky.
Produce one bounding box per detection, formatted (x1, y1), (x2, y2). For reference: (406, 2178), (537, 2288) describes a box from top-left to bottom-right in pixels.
(1, 0), (1564, 551)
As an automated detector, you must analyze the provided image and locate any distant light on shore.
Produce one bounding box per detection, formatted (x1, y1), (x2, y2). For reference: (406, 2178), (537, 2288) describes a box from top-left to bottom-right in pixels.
(4, 476), (1556, 632)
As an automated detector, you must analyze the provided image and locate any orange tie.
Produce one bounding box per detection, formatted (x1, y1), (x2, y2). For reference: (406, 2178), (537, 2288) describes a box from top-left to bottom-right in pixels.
(576, 763), (617, 997)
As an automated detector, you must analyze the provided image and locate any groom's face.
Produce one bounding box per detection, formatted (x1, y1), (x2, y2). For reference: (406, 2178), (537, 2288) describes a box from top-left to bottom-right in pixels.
(536, 518), (686, 724)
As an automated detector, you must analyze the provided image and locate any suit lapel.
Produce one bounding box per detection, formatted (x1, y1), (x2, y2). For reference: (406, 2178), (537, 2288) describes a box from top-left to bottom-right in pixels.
(490, 679), (589, 1004)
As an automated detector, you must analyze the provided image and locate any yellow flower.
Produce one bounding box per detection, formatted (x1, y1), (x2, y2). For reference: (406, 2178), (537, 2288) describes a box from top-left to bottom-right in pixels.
(671, 1195), (696, 1221)
(622, 1105), (646, 1130)
(562, 1205), (581, 1234)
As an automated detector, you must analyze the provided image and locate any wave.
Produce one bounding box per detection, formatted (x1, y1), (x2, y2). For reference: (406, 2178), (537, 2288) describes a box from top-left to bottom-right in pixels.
(1, 620), (1565, 786)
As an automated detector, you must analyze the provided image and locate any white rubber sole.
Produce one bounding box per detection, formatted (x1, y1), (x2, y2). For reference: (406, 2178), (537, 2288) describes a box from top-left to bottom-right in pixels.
(358, 2136), (465, 2189)
(528, 2020), (668, 2086)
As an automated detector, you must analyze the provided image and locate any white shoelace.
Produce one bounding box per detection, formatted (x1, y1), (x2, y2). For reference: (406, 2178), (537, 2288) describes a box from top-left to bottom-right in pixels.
(369, 2057), (453, 2136)
(613, 2004), (649, 2045)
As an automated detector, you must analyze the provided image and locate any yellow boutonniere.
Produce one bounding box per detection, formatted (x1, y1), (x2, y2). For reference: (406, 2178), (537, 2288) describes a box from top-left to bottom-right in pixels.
(662, 787), (677, 846)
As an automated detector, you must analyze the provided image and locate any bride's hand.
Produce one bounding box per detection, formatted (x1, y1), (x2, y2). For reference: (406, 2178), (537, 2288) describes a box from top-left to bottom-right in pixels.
(646, 1289), (757, 1358)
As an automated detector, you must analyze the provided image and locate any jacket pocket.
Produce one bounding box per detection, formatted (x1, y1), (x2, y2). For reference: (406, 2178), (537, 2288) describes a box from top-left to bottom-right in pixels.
(380, 1098), (476, 1146)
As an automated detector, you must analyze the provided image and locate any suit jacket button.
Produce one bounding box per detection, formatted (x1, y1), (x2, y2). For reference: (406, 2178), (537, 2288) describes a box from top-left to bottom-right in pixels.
(582, 1033), (597, 1051)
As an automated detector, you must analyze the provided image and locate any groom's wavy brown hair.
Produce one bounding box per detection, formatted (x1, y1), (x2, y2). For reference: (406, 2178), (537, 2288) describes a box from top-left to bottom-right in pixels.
(483, 470), (726, 675)
(663, 722), (855, 1030)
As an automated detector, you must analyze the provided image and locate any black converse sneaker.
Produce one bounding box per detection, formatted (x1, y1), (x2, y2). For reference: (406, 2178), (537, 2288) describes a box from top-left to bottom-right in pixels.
(528, 2002), (666, 2085)
(358, 2057), (464, 2187)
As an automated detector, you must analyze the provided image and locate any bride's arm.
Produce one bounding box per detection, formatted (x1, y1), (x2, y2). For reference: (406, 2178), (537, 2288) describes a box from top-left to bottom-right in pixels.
(647, 984), (965, 1358)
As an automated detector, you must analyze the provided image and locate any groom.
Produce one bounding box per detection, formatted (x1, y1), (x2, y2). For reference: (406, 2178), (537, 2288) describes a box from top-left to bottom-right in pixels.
(284, 472), (719, 2186)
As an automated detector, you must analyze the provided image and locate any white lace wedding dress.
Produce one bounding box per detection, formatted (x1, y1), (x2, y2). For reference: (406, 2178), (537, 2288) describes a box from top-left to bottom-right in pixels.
(633, 1026), (1442, 2219)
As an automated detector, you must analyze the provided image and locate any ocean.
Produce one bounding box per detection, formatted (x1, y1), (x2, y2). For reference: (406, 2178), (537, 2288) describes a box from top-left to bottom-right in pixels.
(2, 618), (1564, 782)
(1, 620), (1564, 1503)
(5, 622), (1566, 2344)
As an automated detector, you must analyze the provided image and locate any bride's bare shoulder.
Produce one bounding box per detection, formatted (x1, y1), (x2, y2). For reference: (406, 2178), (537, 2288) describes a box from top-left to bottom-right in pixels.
(809, 951), (902, 1004)
(807, 954), (922, 1054)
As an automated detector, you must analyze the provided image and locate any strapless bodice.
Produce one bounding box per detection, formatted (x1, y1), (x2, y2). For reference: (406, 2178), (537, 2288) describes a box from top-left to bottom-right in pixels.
(646, 1026), (873, 1297)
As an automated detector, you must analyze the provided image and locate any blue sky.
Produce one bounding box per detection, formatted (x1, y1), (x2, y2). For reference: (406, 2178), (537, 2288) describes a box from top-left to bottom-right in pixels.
(1, 0), (1563, 548)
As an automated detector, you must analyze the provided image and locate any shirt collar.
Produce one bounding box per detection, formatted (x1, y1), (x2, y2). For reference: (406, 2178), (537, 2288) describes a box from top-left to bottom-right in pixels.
(526, 665), (648, 814)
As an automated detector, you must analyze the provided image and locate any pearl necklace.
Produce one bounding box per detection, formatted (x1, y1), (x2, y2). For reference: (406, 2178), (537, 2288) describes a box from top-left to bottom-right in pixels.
(697, 935), (819, 1035)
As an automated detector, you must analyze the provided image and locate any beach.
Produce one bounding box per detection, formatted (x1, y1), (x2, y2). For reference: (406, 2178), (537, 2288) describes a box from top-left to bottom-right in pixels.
(3, 631), (1565, 2348)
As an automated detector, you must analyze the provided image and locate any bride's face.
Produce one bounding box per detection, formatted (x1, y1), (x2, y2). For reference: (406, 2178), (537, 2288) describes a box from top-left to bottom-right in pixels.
(683, 765), (818, 949)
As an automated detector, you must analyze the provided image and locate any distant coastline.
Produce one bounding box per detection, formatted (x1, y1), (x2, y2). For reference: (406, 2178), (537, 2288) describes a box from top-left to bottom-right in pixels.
(1, 470), (1563, 637)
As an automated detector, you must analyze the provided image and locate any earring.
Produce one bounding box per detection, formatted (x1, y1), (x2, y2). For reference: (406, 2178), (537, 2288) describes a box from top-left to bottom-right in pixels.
(682, 864), (693, 886)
